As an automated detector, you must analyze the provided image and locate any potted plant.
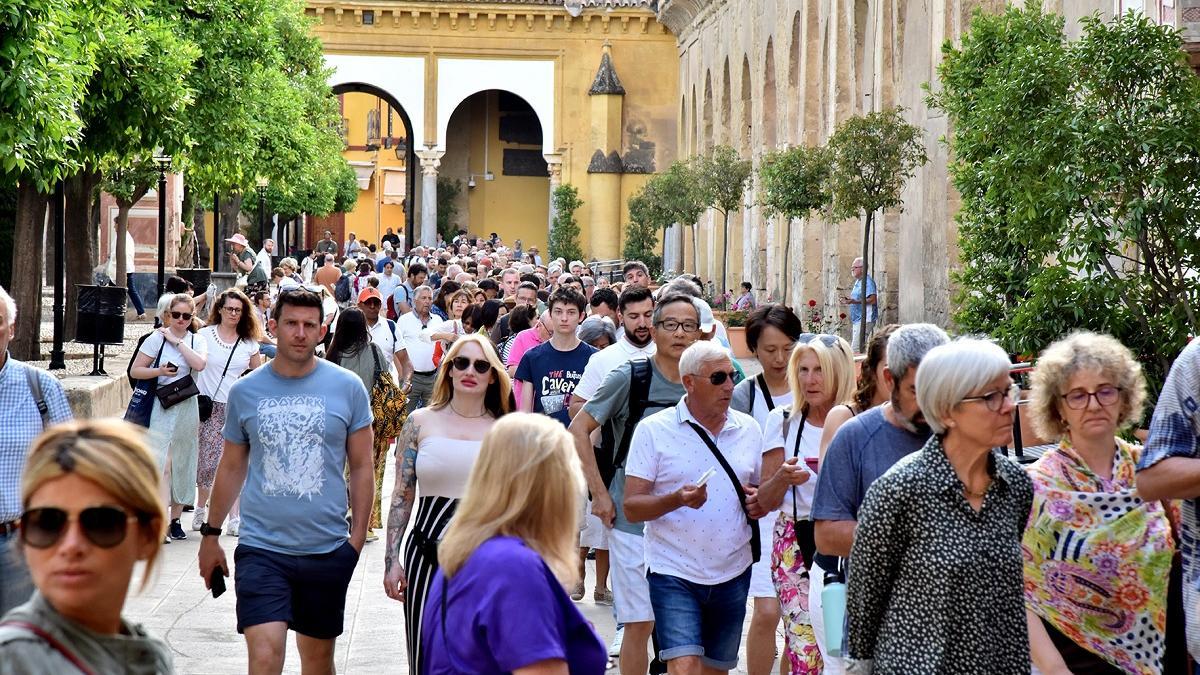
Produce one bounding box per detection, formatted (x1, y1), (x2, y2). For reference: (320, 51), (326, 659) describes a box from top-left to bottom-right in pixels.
(722, 309), (752, 358)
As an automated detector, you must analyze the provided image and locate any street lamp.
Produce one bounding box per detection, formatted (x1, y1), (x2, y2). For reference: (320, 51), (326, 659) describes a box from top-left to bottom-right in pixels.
(255, 176), (269, 252)
(153, 150), (172, 302)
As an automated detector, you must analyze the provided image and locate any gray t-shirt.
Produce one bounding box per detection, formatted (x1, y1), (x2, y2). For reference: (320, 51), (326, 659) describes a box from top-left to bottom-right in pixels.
(223, 359), (373, 555)
(582, 358), (685, 536)
(810, 405), (929, 522)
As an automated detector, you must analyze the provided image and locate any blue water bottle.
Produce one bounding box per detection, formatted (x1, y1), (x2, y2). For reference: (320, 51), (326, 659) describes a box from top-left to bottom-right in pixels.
(822, 568), (847, 657)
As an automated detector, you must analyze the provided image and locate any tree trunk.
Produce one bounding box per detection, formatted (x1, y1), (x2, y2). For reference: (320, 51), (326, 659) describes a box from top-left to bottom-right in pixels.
(691, 223), (699, 275)
(859, 211), (873, 351)
(115, 182), (152, 286)
(783, 218), (793, 307)
(721, 210), (730, 294)
(11, 183), (48, 361)
(64, 169), (100, 340)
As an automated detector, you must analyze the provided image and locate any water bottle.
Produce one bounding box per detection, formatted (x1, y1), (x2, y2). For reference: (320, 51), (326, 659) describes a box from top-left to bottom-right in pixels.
(821, 569), (847, 658)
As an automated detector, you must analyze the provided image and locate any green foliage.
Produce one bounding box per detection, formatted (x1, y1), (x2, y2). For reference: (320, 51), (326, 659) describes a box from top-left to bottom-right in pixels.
(758, 145), (832, 219)
(930, 7), (1200, 391)
(622, 217), (661, 278)
(437, 176), (462, 243)
(694, 145), (752, 290)
(827, 108), (927, 223)
(625, 161), (706, 276)
(549, 184), (585, 262)
(332, 162), (359, 214)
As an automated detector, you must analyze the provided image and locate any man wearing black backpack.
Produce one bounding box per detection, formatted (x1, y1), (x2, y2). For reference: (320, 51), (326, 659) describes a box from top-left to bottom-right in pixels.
(568, 293), (700, 675)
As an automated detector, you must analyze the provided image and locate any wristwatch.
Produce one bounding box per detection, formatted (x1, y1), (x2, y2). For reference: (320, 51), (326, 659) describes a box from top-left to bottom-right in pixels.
(199, 523), (222, 537)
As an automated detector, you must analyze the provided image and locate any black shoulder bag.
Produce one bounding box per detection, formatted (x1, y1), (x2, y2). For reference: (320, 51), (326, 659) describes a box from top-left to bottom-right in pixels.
(685, 421), (761, 563)
(156, 332), (200, 409)
(198, 334), (239, 423)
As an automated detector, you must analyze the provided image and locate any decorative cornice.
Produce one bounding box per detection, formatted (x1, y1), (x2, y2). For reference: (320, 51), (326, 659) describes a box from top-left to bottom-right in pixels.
(655, 0), (714, 36)
(587, 149), (624, 173)
(589, 41), (626, 95)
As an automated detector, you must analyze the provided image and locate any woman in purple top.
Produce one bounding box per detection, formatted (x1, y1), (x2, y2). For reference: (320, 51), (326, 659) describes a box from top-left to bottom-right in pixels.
(421, 413), (606, 674)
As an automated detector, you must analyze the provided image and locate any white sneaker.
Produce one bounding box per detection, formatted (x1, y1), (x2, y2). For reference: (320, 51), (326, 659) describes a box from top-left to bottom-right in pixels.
(608, 626), (623, 658)
(191, 507), (206, 532)
(226, 516), (240, 537)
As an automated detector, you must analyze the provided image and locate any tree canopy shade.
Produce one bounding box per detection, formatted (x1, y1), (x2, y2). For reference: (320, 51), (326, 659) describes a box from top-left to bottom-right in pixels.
(694, 146), (751, 291)
(929, 7), (1200, 391)
(826, 107), (926, 348)
(758, 144), (832, 301)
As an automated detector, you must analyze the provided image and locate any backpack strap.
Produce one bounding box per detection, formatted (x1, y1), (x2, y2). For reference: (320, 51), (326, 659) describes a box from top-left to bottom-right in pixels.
(387, 319), (397, 343)
(612, 358), (655, 476)
(0, 620), (96, 675)
(23, 366), (50, 428)
(685, 421), (761, 563)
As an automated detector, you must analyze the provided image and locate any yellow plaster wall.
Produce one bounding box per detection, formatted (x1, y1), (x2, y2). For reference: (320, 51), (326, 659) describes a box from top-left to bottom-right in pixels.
(341, 92), (409, 246)
(309, 3), (679, 259)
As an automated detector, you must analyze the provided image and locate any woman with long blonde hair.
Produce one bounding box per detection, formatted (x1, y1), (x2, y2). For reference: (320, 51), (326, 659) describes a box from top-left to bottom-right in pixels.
(421, 413), (606, 674)
(0, 420), (172, 672)
(382, 333), (511, 674)
(755, 333), (855, 675)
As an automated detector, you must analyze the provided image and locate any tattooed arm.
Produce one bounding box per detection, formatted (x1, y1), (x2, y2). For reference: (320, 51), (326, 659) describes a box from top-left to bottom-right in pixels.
(383, 415), (421, 602)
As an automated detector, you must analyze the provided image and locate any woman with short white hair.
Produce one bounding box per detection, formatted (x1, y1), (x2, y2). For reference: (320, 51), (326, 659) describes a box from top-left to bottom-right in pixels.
(845, 338), (1033, 675)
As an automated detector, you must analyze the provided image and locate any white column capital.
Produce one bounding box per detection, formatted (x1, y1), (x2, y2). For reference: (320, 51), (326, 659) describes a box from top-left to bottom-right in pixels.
(416, 149), (444, 175)
(544, 153), (563, 186)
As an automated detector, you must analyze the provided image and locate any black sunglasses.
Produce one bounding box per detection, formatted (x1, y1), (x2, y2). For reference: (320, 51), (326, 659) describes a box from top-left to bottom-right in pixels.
(451, 357), (491, 374)
(706, 370), (739, 385)
(20, 506), (143, 549)
(170, 311), (193, 321)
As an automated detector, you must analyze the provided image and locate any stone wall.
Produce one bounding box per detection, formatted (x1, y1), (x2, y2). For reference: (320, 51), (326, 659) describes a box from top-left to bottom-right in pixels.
(657, 0), (1111, 332)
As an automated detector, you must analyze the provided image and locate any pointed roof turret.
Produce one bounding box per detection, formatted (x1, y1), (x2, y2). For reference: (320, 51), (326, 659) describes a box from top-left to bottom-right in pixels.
(589, 41), (626, 96)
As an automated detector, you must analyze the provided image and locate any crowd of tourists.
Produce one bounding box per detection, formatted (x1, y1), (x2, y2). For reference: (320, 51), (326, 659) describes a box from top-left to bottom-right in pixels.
(1, 228), (1200, 675)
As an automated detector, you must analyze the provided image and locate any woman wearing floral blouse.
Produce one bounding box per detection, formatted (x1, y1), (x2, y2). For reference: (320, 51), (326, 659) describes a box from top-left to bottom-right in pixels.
(846, 338), (1033, 675)
(1024, 332), (1176, 675)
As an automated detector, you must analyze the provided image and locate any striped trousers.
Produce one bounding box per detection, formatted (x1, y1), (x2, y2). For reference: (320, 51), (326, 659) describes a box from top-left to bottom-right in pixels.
(402, 495), (458, 674)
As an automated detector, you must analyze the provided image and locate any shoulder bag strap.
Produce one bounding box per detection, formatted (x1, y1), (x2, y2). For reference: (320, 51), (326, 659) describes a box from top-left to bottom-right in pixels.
(213, 334), (239, 394)
(755, 374), (776, 412)
(790, 406), (810, 524)
(23, 366), (50, 428)
(0, 620), (97, 675)
(685, 421), (761, 563)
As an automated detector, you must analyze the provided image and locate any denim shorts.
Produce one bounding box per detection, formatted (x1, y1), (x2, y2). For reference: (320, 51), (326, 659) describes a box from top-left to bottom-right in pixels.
(647, 566), (752, 669)
(234, 541), (359, 639)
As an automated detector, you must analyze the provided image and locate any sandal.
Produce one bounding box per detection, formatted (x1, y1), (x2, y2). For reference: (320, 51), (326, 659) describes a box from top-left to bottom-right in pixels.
(569, 582), (585, 601)
(593, 589), (613, 605)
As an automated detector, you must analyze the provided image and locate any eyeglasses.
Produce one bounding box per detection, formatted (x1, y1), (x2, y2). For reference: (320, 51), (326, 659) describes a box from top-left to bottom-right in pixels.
(706, 370), (739, 386)
(221, 305), (243, 314)
(798, 333), (841, 348)
(961, 383), (1021, 412)
(20, 506), (142, 549)
(1062, 385), (1122, 410)
(451, 357), (491, 374)
(170, 311), (193, 321)
(656, 319), (700, 333)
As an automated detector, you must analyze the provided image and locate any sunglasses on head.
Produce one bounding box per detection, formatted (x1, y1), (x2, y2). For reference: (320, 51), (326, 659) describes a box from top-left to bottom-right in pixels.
(798, 333), (840, 348)
(451, 356), (491, 374)
(20, 506), (143, 549)
(706, 370), (739, 385)
(170, 311), (193, 321)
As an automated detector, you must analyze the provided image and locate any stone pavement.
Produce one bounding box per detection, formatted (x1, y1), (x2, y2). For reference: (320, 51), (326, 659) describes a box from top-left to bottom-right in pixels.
(122, 439), (776, 674)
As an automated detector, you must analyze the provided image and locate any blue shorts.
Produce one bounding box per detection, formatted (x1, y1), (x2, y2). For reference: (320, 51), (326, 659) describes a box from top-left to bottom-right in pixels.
(234, 541), (359, 639)
(647, 566), (752, 669)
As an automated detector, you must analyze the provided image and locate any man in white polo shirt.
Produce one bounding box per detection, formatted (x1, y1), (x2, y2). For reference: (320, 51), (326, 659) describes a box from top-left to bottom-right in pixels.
(397, 285), (442, 415)
(624, 340), (764, 673)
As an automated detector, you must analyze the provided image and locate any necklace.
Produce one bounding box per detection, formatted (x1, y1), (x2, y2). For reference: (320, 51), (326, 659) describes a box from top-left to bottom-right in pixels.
(450, 401), (488, 419)
(962, 481), (990, 498)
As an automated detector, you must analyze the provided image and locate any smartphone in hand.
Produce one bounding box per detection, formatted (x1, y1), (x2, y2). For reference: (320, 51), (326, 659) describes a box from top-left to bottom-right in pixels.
(210, 568), (226, 599)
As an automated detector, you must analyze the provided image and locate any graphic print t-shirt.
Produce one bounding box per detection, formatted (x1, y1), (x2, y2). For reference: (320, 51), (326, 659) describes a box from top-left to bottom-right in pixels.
(223, 359), (372, 555)
(515, 340), (597, 427)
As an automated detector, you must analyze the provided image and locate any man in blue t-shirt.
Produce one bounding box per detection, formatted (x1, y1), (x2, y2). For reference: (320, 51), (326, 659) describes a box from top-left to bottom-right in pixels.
(842, 257), (878, 353)
(516, 287), (596, 427)
(198, 287), (375, 675)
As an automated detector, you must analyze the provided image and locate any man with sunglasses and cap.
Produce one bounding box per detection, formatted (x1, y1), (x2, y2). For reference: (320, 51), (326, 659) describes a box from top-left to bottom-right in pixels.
(0, 285), (73, 616)
(199, 286), (374, 675)
(624, 339), (765, 674)
(568, 293), (701, 675)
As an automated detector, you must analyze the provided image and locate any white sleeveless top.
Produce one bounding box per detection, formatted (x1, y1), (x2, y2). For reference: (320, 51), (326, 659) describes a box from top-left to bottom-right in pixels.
(415, 436), (482, 499)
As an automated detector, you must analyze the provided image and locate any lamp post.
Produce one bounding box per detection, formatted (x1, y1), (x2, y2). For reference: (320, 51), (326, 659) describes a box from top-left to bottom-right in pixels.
(255, 177), (268, 252)
(153, 150), (172, 300)
(48, 180), (66, 370)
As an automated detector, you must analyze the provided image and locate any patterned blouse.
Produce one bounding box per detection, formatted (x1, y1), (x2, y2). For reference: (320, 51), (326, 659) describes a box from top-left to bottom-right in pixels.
(845, 435), (1034, 675)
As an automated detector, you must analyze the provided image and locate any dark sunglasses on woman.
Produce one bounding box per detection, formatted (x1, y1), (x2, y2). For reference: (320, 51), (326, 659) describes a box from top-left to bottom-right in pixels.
(170, 311), (193, 321)
(450, 356), (491, 374)
(20, 506), (145, 549)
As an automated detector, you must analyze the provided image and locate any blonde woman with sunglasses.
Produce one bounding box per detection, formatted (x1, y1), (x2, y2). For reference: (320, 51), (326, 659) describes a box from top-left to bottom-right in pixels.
(0, 419), (171, 673)
(383, 334), (512, 674)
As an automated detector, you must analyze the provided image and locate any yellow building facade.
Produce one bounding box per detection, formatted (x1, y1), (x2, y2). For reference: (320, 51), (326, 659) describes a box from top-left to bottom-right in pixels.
(309, 0), (680, 258)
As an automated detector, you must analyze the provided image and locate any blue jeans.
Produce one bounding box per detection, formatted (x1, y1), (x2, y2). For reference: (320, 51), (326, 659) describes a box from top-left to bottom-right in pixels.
(0, 529), (34, 616)
(126, 274), (145, 315)
(647, 566), (751, 669)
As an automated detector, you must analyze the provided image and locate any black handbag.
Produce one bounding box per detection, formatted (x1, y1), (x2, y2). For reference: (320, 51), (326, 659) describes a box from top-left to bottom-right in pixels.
(198, 334), (239, 423)
(155, 333), (199, 410)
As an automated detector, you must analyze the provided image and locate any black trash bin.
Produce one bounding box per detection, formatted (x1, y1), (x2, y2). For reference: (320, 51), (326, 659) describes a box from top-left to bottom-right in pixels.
(176, 268), (211, 297)
(75, 285), (126, 346)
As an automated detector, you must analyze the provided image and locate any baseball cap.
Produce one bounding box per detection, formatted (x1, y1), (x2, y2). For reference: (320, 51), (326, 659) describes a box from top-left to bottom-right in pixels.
(691, 297), (716, 333)
(358, 287), (383, 303)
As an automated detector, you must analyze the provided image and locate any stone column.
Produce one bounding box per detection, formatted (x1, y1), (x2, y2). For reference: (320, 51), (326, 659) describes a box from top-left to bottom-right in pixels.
(545, 153), (563, 240)
(416, 150), (444, 248)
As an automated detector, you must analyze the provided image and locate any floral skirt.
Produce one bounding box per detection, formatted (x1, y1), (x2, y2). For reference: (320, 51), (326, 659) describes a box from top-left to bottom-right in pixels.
(197, 402), (227, 490)
(772, 515), (822, 675)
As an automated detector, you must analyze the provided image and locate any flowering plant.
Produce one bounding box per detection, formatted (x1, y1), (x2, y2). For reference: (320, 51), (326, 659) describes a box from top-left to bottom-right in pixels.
(802, 299), (848, 334)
